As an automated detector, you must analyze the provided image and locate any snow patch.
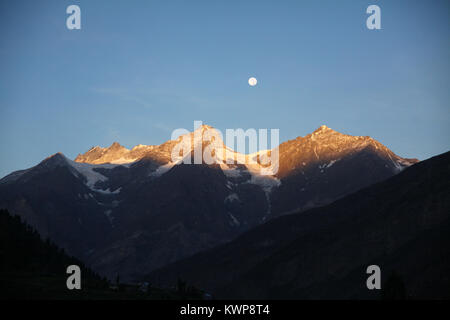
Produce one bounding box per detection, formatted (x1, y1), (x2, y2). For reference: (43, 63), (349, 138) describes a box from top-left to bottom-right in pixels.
(68, 160), (109, 189)
(246, 174), (281, 193)
(228, 212), (240, 227)
(108, 157), (139, 165)
(221, 165), (242, 178)
(151, 162), (175, 177)
(225, 193), (240, 203)
(93, 187), (122, 195)
(318, 159), (339, 170)
(326, 159), (338, 168)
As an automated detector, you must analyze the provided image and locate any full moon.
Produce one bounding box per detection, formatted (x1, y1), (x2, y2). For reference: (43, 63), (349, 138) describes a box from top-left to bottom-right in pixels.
(248, 77), (257, 86)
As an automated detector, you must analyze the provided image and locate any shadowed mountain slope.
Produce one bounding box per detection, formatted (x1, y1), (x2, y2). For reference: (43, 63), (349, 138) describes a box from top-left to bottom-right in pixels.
(146, 151), (450, 299)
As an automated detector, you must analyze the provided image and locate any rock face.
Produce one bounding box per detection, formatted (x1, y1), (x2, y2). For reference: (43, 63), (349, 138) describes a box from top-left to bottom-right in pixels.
(146, 151), (450, 300)
(270, 125), (418, 215)
(0, 125), (418, 281)
(75, 142), (158, 165)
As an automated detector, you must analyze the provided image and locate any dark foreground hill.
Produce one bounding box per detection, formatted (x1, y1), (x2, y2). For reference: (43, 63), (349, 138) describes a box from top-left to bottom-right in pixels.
(146, 151), (450, 299)
(0, 209), (202, 299)
(0, 209), (111, 299)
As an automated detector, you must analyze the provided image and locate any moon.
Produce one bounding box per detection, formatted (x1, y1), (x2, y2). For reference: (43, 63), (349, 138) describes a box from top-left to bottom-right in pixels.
(248, 77), (257, 86)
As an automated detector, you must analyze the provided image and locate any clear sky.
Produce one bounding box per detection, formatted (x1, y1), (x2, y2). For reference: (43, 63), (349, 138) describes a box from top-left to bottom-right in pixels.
(1, 0), (449, 178)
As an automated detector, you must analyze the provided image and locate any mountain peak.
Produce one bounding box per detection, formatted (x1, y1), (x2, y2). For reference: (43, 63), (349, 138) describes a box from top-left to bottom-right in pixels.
(192, 124), (215, 135)
(46, 152), (67, 162)
(312, 125), (335, 134)
(38, 152), (69, 168)
(109, 142), (125, 150)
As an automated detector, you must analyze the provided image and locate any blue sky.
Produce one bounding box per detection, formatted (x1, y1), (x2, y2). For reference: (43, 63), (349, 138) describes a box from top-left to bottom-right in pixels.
(0, 0), (449, 177)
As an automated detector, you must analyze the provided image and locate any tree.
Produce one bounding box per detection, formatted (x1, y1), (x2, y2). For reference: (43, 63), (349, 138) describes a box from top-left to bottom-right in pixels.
(382, 271), (407, 300)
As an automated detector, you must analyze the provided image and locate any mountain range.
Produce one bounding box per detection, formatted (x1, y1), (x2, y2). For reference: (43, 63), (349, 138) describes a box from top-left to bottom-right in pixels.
(0, 125), (419, 282)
